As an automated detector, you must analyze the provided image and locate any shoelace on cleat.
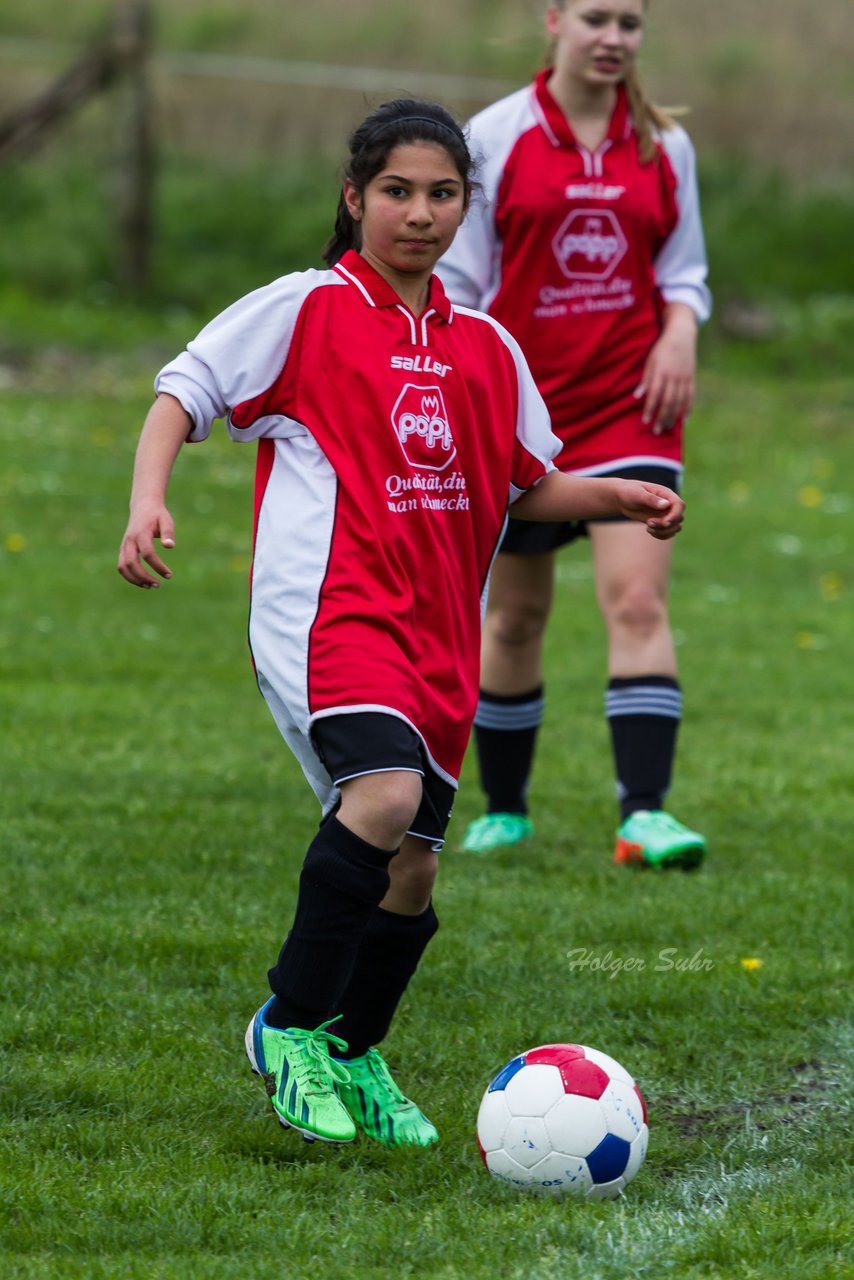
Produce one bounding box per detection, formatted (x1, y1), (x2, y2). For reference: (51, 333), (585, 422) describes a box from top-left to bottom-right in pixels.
(466, 814), (529, 846)
(490, 816), (525, 839)
(651, 814), (681, 831)
(355, 1051), (409, 1108)
(286, 1017), (352, 1098)
(636, 812), (695, 836)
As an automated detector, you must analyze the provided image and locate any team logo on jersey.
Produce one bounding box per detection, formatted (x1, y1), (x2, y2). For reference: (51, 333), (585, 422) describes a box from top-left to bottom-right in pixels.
(391, 383), (456, 472)
(552, 208), (627, 281)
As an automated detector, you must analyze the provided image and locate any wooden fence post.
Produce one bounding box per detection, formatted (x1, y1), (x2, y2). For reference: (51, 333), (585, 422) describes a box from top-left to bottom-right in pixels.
(114, 0), (154, 296)
(0, 42), (120, 163)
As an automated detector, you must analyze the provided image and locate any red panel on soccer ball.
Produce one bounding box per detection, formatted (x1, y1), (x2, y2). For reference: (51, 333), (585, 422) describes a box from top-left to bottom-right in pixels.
(526, 1044), (585, 1068)
(557, 1057), (610, 1099)
(634, 1083), (648, 1124)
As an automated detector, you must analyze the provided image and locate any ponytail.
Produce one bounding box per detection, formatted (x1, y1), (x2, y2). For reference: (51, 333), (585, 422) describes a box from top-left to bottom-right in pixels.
(323, 191), (361, 268)
(623, 66), (677, 165)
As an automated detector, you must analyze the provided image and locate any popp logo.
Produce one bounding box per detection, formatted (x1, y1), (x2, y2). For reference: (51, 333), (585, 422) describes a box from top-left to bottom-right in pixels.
(391, 383), (457, 472)
(552, 208), (627, 281)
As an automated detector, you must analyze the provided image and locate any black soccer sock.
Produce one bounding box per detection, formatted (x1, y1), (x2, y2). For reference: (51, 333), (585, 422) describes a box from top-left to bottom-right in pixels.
(266, 817), (396, 1032)
(473, 686), (544, 815)
(333, 903), (440, 1060)
(605, 676), (681, 822)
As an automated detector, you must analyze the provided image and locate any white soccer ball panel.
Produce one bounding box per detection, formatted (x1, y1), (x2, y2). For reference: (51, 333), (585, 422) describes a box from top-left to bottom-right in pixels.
(621, 1125), (649, 1187)
(528, 1150), (594, 1198)
(589, 1177), (624, 1202)
(484, 1147), (538, 1189)
(477, 1089), (512, 1151)
(477, 1090), (511, 1151)
(503, 1063), (565, 1115)
(503, 1116), (552, 1169)
(599, 1079), (646, 1142)
(545, 1092), (608, 1155)
(582, 1045), (634, 1085)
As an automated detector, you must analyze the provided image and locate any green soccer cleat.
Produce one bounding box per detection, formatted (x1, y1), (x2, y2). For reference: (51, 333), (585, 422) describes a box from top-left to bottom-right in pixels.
(335, 1048), (439, 1147)
(615, 810), (706, 870)
(459, 812), (533, 854)
(245, 1000), (357, 1143)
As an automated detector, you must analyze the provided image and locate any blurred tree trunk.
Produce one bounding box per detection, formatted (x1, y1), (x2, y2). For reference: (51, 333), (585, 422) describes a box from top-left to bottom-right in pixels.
(114, 0), (155, 297)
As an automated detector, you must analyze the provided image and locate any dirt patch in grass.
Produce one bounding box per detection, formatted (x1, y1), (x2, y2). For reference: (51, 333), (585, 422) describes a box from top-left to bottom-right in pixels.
(658, 1059), (837, 1140)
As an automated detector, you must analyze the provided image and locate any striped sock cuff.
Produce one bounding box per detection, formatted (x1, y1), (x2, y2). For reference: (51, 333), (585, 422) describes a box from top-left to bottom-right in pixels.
(605, 678), (682, 720)
(473, 687), (545, 732)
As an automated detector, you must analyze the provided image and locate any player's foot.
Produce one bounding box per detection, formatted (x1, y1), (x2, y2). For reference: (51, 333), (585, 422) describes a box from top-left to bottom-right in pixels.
(614, 810), (706, 869)
(245, 999), (357, 1143)
(335, 1048), (439, 1147)
(459, 812), (533, 854)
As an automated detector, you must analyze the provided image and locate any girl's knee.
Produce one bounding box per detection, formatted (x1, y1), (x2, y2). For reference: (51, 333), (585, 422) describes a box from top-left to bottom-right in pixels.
(487, 599), (550, 649)
(605, 585), (668, 638)
(339, 771), (423, 849)
(386, 844), (439, 913)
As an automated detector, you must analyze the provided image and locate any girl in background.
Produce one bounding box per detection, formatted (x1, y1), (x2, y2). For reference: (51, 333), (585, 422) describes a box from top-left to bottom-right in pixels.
(438, 0), (710, 867)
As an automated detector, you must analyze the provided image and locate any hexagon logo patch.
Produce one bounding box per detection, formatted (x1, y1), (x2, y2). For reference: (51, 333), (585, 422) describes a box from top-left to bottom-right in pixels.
(552, 208), (627, 281)
(391, 383), (456, 472)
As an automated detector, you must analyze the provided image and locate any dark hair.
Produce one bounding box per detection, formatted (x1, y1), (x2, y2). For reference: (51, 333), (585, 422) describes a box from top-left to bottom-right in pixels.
(322, 99), (476, 267)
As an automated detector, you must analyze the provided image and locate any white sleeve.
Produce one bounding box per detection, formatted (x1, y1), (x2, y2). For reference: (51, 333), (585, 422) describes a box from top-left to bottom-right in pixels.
(437, 181), (501, 311)
(455, 307), (560, 500)
(154, 269), (332, 441)
(505, 330), (561, 499)
(654, 126), (712, 323)
(436, 89), (533, 312)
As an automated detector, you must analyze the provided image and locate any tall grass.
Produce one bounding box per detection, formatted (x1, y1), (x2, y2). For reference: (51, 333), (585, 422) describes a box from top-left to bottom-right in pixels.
(1, 145), (852, 389)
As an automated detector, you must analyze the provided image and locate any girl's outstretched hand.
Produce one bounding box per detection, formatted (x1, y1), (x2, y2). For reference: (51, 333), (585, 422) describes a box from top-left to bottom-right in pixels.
(118, 502), (176, 587)
(614, 480), (684, 539)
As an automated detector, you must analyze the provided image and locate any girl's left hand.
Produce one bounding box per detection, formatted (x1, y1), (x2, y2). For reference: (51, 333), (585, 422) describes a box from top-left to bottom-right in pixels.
(634, 304), (698, 434)
(615, 480), (685, 540)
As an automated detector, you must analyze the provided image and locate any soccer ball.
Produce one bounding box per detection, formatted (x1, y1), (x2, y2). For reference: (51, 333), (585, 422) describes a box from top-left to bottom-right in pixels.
(476, 1043), (649, 1199)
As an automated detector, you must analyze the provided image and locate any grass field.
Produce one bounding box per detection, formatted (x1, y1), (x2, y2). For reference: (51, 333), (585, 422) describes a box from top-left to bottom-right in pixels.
(1, 330), (852, 1277)
(1, 39), (853, 1273)
(2, 271), (853, 1280)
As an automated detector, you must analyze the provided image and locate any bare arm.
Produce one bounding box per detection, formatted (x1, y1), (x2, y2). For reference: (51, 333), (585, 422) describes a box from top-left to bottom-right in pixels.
(512, 473), (684, 540)
(634, 302), (698, 434)
(117, 393), (193, 588)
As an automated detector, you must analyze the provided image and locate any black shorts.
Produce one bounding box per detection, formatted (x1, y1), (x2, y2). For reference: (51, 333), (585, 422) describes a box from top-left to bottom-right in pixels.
(311, 712), (455, 849)
(503, 464), (681, 556)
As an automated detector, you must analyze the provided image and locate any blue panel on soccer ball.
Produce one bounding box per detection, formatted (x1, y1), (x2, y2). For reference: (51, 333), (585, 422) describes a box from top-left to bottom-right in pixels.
(488, 1054), (526, 1092)
(586, 1133), (631, 1183)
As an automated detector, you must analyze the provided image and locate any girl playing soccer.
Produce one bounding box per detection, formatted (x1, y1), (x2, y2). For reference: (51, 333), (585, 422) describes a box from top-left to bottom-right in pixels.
(118, 98), (684, 1146)
(438, 1), (711, 867)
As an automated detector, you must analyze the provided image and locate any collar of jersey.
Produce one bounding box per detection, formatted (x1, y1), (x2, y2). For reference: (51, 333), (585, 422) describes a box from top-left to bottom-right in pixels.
(533, 70), (631, 150)
(333, 249), (453, 322)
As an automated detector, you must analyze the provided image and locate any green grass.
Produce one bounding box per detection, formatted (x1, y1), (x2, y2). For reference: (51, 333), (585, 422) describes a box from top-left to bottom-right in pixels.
(1, 326), (852, 1279)
(1, 146), (853, 1275)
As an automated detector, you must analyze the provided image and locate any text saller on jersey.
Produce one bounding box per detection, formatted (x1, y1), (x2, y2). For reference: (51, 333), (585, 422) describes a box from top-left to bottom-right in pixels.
(391, 354), (452, 378)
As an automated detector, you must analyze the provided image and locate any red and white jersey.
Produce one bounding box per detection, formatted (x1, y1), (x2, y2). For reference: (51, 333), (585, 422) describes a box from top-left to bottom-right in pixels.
(437, 73), (711, 476)
(155, 250), (558, 787)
